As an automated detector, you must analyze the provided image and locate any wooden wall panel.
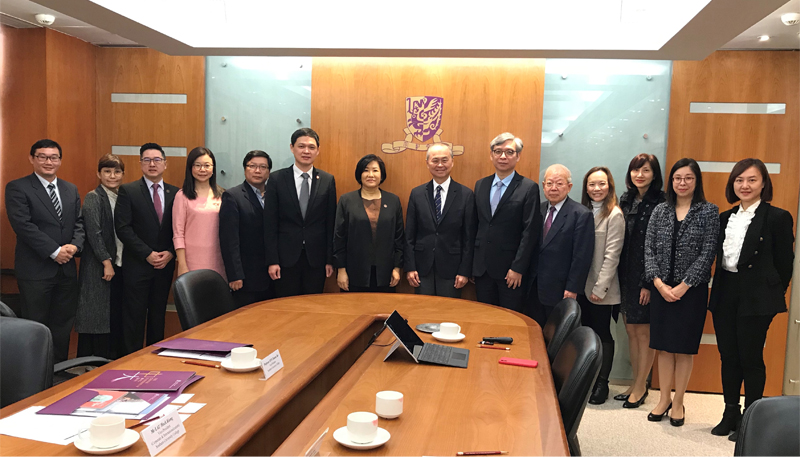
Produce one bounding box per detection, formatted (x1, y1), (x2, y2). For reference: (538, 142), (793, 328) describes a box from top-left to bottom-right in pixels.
(95, 48), (205, 187)
(311, 57), (546, 293)
(665, 50), (799, 396)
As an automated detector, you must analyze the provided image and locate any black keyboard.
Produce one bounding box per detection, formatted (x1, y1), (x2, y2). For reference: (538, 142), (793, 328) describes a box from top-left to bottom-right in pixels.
(418, 343), (453, 364)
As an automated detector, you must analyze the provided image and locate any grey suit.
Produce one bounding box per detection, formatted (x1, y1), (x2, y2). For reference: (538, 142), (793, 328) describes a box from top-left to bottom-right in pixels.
(5, 173), (85, 362)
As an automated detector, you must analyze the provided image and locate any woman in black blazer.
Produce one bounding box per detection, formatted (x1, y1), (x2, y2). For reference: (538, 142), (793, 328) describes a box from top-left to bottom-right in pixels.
(334, 154), (404, 292)
(708, 158), (794, 440)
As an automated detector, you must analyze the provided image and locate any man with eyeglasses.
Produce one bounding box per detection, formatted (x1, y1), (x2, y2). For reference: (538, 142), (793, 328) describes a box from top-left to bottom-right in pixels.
(219, 150), (275, 308)
(114, 142), (179, 355)
(529, 164), (594, 325)
(472, 133), (541, 312)
(5, 139), (85, 362)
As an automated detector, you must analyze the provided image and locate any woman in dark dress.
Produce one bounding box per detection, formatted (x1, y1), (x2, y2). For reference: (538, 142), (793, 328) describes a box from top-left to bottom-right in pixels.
(616, 154), (666, 408)
(708, 158), (794, 441)
(334, 154), (404, 293)
(644, 158), (719, 427)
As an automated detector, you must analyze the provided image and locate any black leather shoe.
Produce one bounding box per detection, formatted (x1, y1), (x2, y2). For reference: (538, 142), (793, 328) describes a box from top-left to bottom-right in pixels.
(728, 430), (739, 442)
(647, 402), (672, 422)
(623, 390), (648, 408)
(670, 406), (685, 427)
(588, 378), (609, 405)
(613, 393), (630, 401)
(711, 404), (741, 436)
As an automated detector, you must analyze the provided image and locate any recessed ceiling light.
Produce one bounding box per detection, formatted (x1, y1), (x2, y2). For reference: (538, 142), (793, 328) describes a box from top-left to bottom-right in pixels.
(758, 35), (770, 41)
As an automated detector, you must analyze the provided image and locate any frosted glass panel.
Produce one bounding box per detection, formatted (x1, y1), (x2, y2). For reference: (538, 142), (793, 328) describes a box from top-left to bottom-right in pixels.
(206, 57), (312, 189)
(540, 59), (672, 202)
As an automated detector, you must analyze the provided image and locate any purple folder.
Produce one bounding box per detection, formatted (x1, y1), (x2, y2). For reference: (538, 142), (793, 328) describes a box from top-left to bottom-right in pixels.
(84, 370), (196, 392)
(152, 338), (252, 353)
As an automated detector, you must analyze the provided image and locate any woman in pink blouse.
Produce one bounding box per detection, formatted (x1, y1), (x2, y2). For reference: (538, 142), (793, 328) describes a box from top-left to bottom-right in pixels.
(173, 147), (226, 281)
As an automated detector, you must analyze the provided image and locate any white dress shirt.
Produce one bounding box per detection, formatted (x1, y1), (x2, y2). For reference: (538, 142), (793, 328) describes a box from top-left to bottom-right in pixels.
(431, 176), (451, 210)
(293, 164), (314, 199)
(143, 176), (165, 214)
(102, 184), (124, 267)
(722, 200), (761, 272)
(35, 173), (62, 259)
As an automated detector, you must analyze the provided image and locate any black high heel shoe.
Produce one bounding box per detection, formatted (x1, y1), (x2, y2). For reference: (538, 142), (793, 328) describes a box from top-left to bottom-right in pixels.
(623, 390), (649, 408)
(647, 402), (672, 422)
(670, 406), (685, 427)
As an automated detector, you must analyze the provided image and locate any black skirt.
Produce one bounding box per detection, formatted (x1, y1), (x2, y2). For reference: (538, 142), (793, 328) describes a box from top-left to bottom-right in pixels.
(649, 281), (708, 354)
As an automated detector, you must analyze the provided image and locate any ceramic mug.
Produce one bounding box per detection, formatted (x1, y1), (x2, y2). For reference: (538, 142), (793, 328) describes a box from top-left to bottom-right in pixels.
(376, 391), (404, 419)
(230, 347), (257, 366)
(346, 411), (378, 444)
(78, 415), (125, 449)
(439, 322), (461, 336)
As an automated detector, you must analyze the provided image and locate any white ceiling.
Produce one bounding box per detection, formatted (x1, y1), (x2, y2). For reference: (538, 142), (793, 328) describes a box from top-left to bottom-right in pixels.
(1, 0), (797, 56)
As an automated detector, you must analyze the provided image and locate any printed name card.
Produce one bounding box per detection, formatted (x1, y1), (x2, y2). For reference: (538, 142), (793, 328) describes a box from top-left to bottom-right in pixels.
(260, 349), (284, 381)
(141, 410), (186, 456)
(304, 427), (329, 456)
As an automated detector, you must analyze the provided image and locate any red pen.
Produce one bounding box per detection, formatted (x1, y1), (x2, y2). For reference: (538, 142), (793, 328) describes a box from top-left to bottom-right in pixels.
(457, 451), (508, 456)
(477, 345), (510, 351)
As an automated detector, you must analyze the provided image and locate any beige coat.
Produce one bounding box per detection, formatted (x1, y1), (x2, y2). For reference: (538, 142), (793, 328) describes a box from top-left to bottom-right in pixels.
(584, 206), (624, 304)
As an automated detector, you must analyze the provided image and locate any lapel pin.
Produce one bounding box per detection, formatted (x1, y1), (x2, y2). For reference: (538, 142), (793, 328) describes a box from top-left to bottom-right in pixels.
(384, 204), (388, 208)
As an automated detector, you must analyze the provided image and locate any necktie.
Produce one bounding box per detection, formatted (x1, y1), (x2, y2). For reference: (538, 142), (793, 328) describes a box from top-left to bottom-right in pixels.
(490, 181), (505, 216)
(543, 205), (556, 239)
(434, 185), (443, 223)
(47, 183), (62, 221)
(299, 172), (310, 219)
(152, 183), (163, 223)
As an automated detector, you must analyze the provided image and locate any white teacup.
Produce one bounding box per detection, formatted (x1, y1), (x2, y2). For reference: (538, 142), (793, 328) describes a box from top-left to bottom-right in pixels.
(439, 322), (461, 336)
(346, 411), (378, 444)
(79, 415), (125, 449)
(376, 391), (404, 419)
(230, 347), (257, 366)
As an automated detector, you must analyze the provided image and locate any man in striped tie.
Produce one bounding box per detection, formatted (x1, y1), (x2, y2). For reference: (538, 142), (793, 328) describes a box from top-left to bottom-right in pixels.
(5, 139), (85, 362)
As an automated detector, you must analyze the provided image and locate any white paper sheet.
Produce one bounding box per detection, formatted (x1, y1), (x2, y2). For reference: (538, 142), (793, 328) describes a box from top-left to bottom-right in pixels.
(156, 349), (227, 362)
(177, 402), (205, 414)
(0, 406), (92, 445)
(170, 393), (195, 404)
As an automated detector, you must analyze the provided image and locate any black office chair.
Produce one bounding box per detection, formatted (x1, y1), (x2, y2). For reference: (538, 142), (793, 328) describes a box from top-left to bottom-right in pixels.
(734, 396), (800, 456)
(0, 300), (16, 317)
(173, 269), (237, 330)
(543, 297), (581, 364)
(551, 326), (602, 456)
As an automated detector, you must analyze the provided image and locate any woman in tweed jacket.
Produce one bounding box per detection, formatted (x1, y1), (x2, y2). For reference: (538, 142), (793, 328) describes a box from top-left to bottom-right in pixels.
(644, 158), (719, 427)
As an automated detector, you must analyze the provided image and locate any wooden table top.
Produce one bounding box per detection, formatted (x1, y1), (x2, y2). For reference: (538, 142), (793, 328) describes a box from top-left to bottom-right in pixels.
(0, 294), (567, 456)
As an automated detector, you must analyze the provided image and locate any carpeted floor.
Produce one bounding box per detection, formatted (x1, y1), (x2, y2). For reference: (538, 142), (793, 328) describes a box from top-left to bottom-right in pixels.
(577, 385), (739, 456)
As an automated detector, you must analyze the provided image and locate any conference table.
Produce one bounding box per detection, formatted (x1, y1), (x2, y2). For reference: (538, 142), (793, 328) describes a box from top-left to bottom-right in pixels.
(0, 294), (568, 456)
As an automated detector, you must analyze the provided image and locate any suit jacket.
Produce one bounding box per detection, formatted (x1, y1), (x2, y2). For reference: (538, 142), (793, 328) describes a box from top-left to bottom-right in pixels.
(5, 173), (85, 280)
(538, 197), (595, 306)
(114, 177), (178, 277)
(473, 172), (541, 279)
(219, 182), (270, 292)
(264, 166), (336, 268)
(709, 202), (794, 316)
(334, 189), (404, 287)
(584, 206), (624, 304)
(404, 179), (476, 279)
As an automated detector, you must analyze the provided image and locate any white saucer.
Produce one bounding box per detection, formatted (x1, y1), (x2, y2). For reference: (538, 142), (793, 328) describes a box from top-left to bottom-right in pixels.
(221, 357), (261, 372)
(74, 429), (139, 455)
(332, 426), (390, 450)
(432, 332), (465, 343)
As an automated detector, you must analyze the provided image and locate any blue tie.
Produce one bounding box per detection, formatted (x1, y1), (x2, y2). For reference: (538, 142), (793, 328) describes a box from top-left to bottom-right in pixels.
(435, 185), (443, 223)
(490, 181), (505, 216)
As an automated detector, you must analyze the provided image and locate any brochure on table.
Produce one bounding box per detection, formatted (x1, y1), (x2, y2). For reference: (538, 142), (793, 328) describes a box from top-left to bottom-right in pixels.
(152, 338), (252, 362)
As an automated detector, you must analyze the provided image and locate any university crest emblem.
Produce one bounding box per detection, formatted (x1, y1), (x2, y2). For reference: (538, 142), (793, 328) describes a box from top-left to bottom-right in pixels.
(381, 96), (464, 155)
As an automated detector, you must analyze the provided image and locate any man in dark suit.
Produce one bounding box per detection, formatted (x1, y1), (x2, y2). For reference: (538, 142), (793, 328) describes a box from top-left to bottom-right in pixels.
(264, 128), (337, 296)
(5, 139), (84, 362)
(220, 150), (274, 308)
(115, 143), (178, 355)
(529, 164), (594, 325)
(405, 143), (476, 297)
(473, 133), (541, 312)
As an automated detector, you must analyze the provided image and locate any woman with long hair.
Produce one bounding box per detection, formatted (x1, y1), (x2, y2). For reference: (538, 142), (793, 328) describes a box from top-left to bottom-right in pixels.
(173, 147), (226, 280)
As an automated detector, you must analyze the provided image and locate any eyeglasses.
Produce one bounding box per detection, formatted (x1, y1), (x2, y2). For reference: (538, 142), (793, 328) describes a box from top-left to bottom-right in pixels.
(491, 149), (517, 157)
(246, 164), (270, 171)
(34, 154), (61, 163)
(141, 157), (164, 165)
(673, 176), (695, 184)
(100, 169), (123, 176)
(193, 163), (213, 171)
(544, 181), (569, 189)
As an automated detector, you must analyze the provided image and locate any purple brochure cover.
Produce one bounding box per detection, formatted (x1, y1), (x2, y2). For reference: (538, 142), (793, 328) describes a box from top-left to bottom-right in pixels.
(152, 338), (252, 353)
(38, 389), (99, 415)
(139, 374), (204, 421)
(85, 370), (196, 392)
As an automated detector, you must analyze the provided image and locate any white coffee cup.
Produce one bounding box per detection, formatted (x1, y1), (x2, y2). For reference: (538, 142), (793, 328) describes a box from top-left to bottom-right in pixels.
(376, 391), (404, 419)
(79, 415), (125, 449)
(346, 411), (378, 444)
(230, 347), (257, 366)
(439, 322), (461, 336)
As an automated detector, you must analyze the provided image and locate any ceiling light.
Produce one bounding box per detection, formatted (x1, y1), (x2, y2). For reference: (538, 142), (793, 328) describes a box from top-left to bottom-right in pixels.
(780, 13), (800, 26)
(758, 35), (770, 41)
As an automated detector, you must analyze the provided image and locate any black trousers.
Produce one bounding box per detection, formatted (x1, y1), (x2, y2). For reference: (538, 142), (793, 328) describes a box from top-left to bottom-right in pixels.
(78, 267), (125, 359)
(713, 271), (776, 407)
(121, 265), (173, 356)
(475, 273), (523, 313)
(346, 266), (395, 293)
(415, 264), (460, 298)
(232, 287), (274, 309)
(275, 249), (326, 297)
(17, 266), (79, 363)
(577, 294), (615, 343)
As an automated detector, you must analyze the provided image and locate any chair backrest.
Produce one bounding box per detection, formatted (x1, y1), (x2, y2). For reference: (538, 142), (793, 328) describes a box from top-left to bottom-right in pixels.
(173, 269), (237, 330)
(543, 297), (581, 363)
(0, 317), (54, 408)
(735, 396), (800, 456)
(551, 326), (602, 452)
(0, 300), (16, 317)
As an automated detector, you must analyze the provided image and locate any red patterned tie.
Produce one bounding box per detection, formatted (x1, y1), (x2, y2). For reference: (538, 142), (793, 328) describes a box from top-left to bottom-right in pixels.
(152, 183), (163, 223)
